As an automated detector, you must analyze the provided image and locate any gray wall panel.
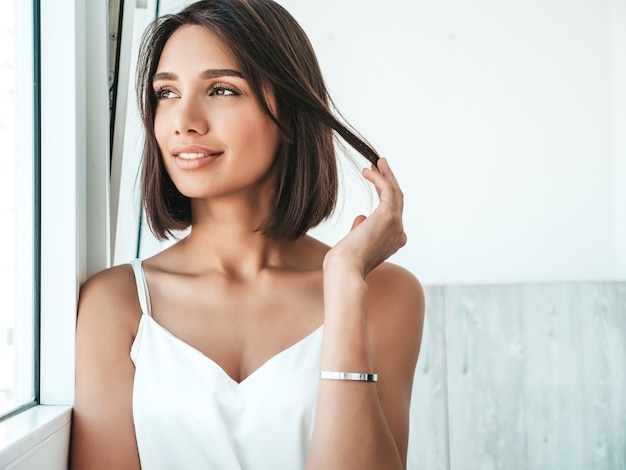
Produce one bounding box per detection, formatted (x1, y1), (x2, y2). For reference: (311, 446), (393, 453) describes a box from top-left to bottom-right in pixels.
(407, 283), (626, 470)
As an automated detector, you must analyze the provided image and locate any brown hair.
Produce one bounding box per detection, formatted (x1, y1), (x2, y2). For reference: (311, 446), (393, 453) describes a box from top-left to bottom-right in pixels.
(136, 0), (379, 241)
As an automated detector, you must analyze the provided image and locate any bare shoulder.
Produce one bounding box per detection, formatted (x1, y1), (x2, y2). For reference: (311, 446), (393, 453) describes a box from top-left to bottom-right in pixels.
(72, 263), (143, 469)
(365, 262), (425, 382)
(366, 261), (425, 328)
(77, 263), (142, 338)
(364, 261), (424, 461)
(80, 263), (139, 303)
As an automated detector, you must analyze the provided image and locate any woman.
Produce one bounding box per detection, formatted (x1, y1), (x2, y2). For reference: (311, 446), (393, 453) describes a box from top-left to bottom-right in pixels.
(71, 1), (424, 468)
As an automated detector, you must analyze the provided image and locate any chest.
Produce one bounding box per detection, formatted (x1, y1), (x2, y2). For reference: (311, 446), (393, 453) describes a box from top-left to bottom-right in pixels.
(144, 272), (324, 383)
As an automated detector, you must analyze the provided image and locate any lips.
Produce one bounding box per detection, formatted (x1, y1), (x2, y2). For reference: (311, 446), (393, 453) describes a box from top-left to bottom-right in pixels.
(170, 145), (223, 170)
(171, 145), (223, 159)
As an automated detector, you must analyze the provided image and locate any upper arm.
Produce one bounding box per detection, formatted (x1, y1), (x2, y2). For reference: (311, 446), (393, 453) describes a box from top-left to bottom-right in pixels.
(70, 265), (142, 470)
(366, 263), (425, 465)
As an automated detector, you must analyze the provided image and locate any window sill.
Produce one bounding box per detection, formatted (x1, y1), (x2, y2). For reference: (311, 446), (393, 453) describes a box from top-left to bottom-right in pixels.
(0, 405), (72, 469)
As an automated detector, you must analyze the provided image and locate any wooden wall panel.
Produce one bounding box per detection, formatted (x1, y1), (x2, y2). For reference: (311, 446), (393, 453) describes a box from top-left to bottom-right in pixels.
(412, 282), (626, 470)
(408, 287), (450, 470)
(579, 284), (626, 470)
(445, 286), (528, 470)
(521, 284), (588, 468)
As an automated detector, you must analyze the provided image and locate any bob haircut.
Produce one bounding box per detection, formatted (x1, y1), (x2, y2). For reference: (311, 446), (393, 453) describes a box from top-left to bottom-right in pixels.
(136, 0), (380, 241)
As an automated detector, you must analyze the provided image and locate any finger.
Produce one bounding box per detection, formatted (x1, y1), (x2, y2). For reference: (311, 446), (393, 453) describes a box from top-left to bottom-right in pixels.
(376, 157), (401, 188)
(363, 158), (399, 188)
(372, 158), (404, 211)
(362, 161), (402, 207)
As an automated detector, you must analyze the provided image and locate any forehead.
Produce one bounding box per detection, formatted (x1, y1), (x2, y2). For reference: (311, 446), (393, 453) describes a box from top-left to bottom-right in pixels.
(156, 24), (238, 74)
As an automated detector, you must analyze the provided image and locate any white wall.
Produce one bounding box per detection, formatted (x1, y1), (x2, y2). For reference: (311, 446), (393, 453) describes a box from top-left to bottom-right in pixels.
(133, 0), (626, 285)
(277, 0), (626, 285)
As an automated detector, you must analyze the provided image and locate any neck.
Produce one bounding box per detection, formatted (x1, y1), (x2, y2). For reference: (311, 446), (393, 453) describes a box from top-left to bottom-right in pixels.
(178, 196), (293, 277)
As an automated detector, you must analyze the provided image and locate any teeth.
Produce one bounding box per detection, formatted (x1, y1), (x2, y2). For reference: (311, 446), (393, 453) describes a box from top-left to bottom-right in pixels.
(178, 152), (209, 160)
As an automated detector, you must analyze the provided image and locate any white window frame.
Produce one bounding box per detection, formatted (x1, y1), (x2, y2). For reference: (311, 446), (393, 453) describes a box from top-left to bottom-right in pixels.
(0, 0), (110, 467)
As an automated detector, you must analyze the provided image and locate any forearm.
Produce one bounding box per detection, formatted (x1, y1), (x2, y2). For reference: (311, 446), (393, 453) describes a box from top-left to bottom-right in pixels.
(306, 261), (404, 470)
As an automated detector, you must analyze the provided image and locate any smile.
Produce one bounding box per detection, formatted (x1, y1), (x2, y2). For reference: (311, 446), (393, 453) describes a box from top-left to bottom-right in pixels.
(178, 152), (212, 160)
(172, 150), (223, 170)
(170, 145), (224, 169)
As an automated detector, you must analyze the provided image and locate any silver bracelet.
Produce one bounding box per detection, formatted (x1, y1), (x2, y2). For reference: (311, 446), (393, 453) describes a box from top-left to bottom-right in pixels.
(320, 371), (378, 382)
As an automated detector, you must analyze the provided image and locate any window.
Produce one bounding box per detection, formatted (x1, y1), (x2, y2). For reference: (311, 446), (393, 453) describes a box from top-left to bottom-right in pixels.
(0, 0), (144, 466)
(0, 0), (38, 421)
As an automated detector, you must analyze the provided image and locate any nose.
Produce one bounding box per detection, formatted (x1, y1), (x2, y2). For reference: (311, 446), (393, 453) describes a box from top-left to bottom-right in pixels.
(173, 96), (209, 135)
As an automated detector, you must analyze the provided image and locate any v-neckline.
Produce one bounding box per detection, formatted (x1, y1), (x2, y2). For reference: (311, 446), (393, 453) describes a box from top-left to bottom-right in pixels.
(140, 313), (323, 386)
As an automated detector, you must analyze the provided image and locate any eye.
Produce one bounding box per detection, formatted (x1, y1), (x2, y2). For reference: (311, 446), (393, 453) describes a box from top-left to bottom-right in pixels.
(209, 83), (241, 97)
(154, 87), (178, 100)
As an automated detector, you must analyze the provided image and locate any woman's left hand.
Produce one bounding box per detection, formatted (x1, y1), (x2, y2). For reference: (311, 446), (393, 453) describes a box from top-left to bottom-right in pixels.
(324, 157), (407, 278)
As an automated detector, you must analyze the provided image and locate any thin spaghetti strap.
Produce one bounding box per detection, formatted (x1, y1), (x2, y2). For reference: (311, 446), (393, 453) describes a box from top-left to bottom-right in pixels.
(130, 259), (153, 317)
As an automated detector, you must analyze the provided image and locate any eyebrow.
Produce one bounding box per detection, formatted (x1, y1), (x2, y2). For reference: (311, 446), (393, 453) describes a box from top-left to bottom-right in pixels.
(152, 69), (245, 82)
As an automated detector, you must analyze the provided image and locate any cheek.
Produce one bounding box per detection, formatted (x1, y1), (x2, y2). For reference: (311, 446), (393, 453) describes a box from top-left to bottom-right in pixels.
(235, 113), (281, 156)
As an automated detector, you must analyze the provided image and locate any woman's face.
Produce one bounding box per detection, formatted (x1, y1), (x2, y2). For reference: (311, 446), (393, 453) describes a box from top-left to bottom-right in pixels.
(153, 24), (282, 202)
